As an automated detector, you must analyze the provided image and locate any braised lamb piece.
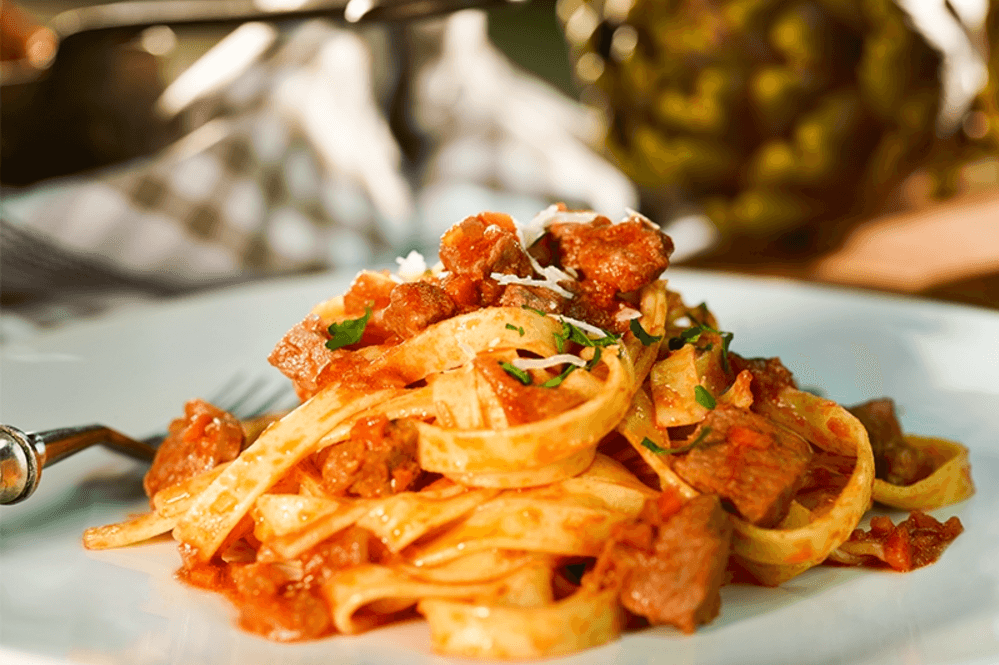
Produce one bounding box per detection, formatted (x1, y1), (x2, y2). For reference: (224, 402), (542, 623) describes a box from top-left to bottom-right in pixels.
(848, 398), (936, 486)
(595, 492), (732, 634)
(672, 407), (813, 527)
(316, 414), (422, 498)
(143, 399), (245, 502)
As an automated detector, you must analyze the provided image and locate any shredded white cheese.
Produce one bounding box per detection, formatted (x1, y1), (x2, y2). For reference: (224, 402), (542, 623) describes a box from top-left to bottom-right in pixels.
(517, 205), (602, 248)
(518, 204), (557, 248)
(551, 314), (614, 340)
(523, 250), (574, 287)
(624, 206), (659, 229)
(511, 354), (587, 371)
(615, 308), (643, 322)
(490, 272), (575, 299)
(395, 250), (428, 280)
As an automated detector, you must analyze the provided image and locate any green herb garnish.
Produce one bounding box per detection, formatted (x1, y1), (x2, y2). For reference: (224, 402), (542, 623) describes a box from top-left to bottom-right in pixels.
(694, 385), (717, 409)
(521, 305), (548, 317)
(667, 316), (735, 372)
(325, 307), (372, 351)
(585, 346), (603, 371)
(499, 361), (533, 385)
(640, 437), (668, 453)
(641, 427), (714, 455)
(554, 321), (619, 354)
(505, 323), (526, 336)
(540, 364), (578, 388)
(629, 319), (663, 346)
(719, 331), (734, 372)
(667, 336), (686, 351)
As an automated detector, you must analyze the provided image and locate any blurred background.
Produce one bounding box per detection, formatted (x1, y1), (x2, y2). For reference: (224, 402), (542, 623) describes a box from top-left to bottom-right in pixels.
(1, 0), (997, 340)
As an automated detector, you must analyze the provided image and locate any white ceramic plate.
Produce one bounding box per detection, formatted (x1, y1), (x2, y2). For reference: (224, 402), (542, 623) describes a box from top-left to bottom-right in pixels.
(2, 269), (998, 665)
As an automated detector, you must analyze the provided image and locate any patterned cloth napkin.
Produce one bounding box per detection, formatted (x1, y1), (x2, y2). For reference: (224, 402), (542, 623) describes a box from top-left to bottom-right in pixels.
(0, 10), (663, 342)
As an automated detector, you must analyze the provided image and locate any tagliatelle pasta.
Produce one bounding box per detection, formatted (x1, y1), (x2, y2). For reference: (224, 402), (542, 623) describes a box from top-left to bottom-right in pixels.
(84, 206), (973, 659)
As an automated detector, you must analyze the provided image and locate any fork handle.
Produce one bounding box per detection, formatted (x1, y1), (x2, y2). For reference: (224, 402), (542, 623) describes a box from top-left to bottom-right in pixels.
(0, 424), (156, 505)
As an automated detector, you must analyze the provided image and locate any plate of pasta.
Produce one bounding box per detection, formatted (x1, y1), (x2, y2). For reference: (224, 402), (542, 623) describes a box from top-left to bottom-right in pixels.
(1, 205), (998, 665)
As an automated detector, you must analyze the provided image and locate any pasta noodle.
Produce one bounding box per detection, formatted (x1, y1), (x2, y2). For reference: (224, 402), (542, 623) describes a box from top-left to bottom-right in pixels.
(84, 205), (973, 658)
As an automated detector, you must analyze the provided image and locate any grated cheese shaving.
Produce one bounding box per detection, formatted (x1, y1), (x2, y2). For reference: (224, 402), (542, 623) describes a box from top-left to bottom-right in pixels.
(624, 207), (659, 229)
(615, 308), (643, 322)
(551, 314), (614, 339)
(511, 354), (587, 371)
(517, 205), (602, 248)
(395, 250), (428, 280)
(490, 273), (575, 299)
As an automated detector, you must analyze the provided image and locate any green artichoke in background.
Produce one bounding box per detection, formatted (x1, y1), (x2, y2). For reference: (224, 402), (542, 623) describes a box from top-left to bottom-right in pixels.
(558, 0), (998, 253)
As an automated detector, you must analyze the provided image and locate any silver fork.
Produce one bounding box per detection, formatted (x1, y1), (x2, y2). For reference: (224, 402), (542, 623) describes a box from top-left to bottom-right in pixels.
(0, 372), (296, 505)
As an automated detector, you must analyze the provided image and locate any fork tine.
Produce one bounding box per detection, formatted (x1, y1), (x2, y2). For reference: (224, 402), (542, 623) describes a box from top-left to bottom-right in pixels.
(2, 373), (299, 504)
(208, 372), (296, 420)
(207, 371), (251, 406)
(217, 374), (270, 415)
(243, 384), (298, 419)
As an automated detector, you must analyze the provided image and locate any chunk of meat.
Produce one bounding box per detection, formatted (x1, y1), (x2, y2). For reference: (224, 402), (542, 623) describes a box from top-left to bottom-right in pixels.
(439, 212), (533, 280)
(317, 415), (422, 497)
(473, 354), (589, 426)
(440, 272), (483, 312)
(267, 315), (377, 400)
(268, 314), (338, 400)
(729, 355), (798, 405)
(341, 270), (399, 344)
(848, 398), (936, 486)
(228, 526), (373, 640)
(143, 399), (245, 503)
(547, 218), (673, 302)
(381, 280), (458, 339)
(835, 511), (963, 571)
(672, 407), (814, 526)
(342, 270), (396, 316)
(497, 283), (568, 315)
(795, 450), (856, 515)
(562, 284), (632, 334)
(594, 492), (732, 634)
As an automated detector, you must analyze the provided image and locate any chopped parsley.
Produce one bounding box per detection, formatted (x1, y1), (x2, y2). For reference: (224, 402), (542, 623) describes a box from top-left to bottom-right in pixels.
(585, 346), (603, 371)
(505, 323), (526, 336)
(521, 305), (549, 317)
(667, 316), (734, 372)
(641, 427), (713, 455)
(499, 361), (533, 385)
(553, 321), (619, 354)
(694, 385), (717, 410)
(540, 344), (604, 389)
(540, 364), (577, 388)
(718, 331), (734, 372)
(325, 307), (372, 351)
(629, 319), (663, 346)
(667, 336), (687, 351)
(640, 437), (668, 454)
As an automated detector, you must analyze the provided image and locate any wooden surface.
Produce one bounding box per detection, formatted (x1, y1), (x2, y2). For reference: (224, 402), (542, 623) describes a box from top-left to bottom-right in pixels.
(682, 188), (999, 311)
